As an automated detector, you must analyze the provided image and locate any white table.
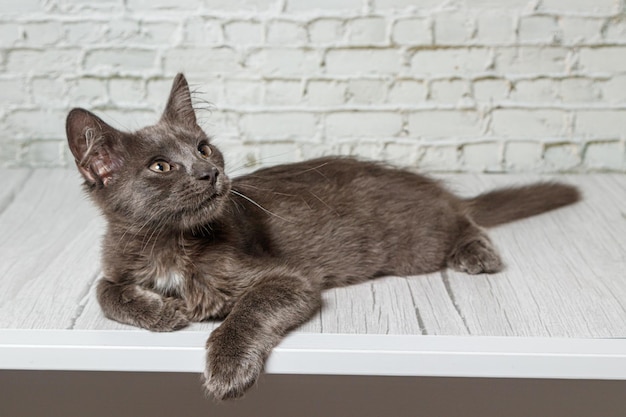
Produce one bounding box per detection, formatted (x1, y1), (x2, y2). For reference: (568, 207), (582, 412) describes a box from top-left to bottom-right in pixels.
(1, 169), (625, 380)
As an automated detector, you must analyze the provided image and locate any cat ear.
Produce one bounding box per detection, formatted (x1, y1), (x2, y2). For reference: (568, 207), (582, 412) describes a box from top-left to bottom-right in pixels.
(66, 108), (124, 187)
(161, 73), (198, 128)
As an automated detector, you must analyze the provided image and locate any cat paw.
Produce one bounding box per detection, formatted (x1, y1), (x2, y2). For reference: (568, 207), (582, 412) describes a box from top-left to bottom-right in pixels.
(122, 287), (190, 331)
(150, 297), (190, 331)
(202, 325), (264, 400)
(448, 236), (503, 275)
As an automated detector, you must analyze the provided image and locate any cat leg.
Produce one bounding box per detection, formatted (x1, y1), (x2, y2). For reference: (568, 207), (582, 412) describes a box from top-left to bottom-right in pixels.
(447, 220), (503, 275)
(203, 269), (321, 400)
(96, 278), (189, 331)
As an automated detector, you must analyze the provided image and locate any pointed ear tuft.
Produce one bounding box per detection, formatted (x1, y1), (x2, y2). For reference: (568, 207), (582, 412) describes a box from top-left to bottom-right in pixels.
(66, 108), (124, 187)
(161, 73), (198, 128)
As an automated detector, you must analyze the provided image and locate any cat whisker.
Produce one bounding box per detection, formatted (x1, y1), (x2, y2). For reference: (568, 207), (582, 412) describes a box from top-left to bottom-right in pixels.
(229, 189), (293, 223)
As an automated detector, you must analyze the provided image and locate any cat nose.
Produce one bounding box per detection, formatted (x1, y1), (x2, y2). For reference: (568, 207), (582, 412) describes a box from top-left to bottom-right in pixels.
(197, 167), (219, 185)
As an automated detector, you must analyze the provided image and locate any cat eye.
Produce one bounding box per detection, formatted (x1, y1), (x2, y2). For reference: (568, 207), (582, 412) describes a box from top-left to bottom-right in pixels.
(149, 161), (172, 173)
(198, 144), (212, 159)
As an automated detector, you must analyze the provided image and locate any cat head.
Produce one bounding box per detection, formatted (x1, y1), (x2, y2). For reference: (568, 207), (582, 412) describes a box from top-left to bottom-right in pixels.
(66, 73), (231, 231)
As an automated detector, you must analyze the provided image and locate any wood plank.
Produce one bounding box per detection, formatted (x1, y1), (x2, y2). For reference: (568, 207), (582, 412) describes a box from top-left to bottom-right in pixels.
(0, 169), (102, 329)
(405, 273), (470, 336)
(443, 174), (626, 337)
(317, 276), (424, 335)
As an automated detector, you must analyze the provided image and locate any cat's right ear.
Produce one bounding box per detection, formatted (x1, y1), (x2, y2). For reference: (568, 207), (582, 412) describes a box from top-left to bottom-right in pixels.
(161, 73), (198, 129)
(66, 108), (124, 187)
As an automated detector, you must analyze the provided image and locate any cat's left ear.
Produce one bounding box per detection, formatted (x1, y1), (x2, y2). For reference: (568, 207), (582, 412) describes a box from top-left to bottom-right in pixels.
(161, 73), (198, 129)
(66, 108), (125, 188)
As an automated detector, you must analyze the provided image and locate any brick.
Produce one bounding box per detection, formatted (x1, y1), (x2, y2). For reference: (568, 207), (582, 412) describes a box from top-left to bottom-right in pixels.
(346, 17), (387, 45)
(106, 19), (141, 43)
(585, 141), (625, 170)
(21, 22), (64, 46)
(346, 79), (387, 104)
(240, 112), (317, 137)
(557, 18), (603, 45)
(224, 21), (264, 45)
(576, 110), (626, 138)
(0, 23), (22, 47)
(411, 48), (490, 76)
(195, 0), (280, 12)
(64, 22), (107, 45)
(267, 21), (307, 45)
(201, 110), (240, 138)
(473, 78), (510, 101)
(383, 141), (418, 166)
(509, 79), (558, 103)
(475, 14), (515, 45)
(265, 80), (303, 105)
(461, 142), (502, 172)
(326, 111), (402, 137)
(504, 141), (542, 170)
(600, 75), (626, 102)
(287, 0), (363, 12)
(604, 18), (626, 43)
(308, 19), (344, 44)
(387, 80), (427, 104)
(519, 16), (558, 44)
(408, 111), (482, 138)
(0, 78), (27, 104)
(430, 79), (469, 103)
(31, 77), (66, 105)
(392, 18), (431, 45)
(543, 143), (581, 171)
(325, 49), (401, 74)
(127, 0), (202, 10)
(221, 80), (260, 106)
(67, 77), (108, 106)
(579, 47), (626, 73)
(560, 78), (600, 103)
(163, 47), (241, 75)
(247, 48), (320, 76)
(182, 18), (222, 45)
(139, 21), (180, 45)
(109, 79), (146, 104)
(418, 145), (459, 171)
(5, 109), (67, 139)
(434, 13), (475, 45)
(1, 0), (40, 13)
(491, 110), (565, 137)
(305, 80), (346, 105)
(539, 0), (618, 14)
(495, 47), (567, 75)
(374, 0), (445, 10)
(465, 0), (532, 8)
(84, 48), (157, 73)
(7, 49), (81, 74)
(146, 79), (173, 107)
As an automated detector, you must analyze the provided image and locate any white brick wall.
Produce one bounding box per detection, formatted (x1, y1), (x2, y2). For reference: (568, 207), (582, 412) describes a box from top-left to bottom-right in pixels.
(1, 0), (625, 172)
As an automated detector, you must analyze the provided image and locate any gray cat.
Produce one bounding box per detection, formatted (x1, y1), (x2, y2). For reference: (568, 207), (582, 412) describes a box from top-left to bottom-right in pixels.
(66, 73), (579, 400)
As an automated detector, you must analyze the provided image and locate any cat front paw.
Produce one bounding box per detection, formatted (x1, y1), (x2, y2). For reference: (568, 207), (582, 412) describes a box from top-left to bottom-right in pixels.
(150, 297), (190, 331)
(119, 286), (190, 332)
(202, 325), (265, 400)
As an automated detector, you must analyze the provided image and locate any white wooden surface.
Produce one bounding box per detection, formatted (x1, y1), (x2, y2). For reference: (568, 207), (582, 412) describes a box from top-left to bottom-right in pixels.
(1, 169), (625, 378)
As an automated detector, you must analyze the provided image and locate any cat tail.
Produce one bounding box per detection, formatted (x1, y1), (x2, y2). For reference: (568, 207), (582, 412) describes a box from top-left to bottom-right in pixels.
(464, 182), (581, 228)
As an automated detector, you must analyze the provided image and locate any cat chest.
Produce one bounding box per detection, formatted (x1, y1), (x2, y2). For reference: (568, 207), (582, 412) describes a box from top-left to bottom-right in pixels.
(152, 268), (185, 296)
